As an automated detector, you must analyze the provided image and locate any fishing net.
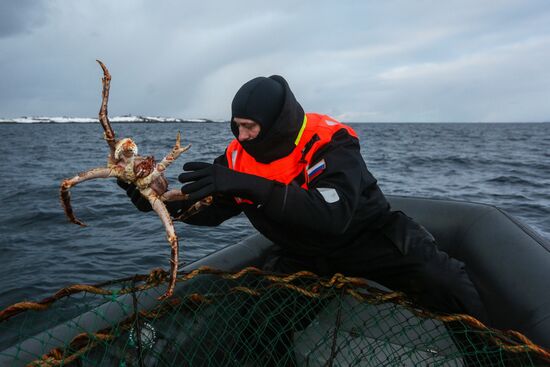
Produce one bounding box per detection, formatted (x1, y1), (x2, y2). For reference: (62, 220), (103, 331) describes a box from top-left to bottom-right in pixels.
(1, 267), (548, 367)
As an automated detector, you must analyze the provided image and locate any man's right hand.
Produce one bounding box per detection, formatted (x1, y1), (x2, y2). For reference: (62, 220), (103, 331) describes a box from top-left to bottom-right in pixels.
(117, 179), (153, 212)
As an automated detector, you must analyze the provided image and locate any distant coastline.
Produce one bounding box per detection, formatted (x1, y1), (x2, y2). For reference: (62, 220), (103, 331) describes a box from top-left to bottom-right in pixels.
(0, 116), (226, 124)
(0, 116), (547, 124)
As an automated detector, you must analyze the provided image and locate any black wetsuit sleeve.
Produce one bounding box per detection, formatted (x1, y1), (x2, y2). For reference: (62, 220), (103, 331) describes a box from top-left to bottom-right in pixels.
(262, 130), (366, 235)
(171, 152), (242, 226)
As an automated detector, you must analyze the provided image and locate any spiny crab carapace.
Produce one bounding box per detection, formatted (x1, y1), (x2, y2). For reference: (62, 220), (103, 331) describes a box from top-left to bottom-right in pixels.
(60, 60), (211, 300)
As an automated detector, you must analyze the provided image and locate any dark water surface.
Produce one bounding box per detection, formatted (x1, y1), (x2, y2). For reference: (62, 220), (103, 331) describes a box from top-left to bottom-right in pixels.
(0, 122), (549, 308)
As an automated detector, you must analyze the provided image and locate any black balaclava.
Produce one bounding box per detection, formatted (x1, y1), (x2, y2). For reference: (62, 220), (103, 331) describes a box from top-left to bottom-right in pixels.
(231, 75), (305, 164)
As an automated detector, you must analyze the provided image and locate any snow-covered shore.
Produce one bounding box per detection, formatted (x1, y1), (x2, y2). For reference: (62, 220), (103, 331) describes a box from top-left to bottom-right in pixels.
(0, 116), (223, 124)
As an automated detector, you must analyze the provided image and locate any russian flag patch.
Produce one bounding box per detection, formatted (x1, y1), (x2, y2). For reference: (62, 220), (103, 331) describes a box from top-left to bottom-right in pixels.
(307, 159), (326, 181)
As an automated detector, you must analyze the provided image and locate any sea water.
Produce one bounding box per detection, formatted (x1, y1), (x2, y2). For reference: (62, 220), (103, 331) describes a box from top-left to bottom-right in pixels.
(0, 122), (548, 308)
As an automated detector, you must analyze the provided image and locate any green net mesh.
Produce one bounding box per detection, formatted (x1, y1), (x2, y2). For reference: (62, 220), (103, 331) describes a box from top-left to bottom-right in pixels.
(1, 267), (548, 367)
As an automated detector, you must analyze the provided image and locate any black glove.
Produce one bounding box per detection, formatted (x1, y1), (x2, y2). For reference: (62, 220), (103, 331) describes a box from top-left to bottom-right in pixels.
(178, 162), (275, 204)
(116, 179), (153, 212)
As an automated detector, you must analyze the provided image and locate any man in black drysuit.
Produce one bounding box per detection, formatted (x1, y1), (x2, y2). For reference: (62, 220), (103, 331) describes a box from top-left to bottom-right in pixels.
(121, 75), (488, 321)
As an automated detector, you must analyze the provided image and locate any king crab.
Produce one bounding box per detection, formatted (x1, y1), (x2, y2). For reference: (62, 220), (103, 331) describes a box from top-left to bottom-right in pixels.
(60, 60), (211, 300)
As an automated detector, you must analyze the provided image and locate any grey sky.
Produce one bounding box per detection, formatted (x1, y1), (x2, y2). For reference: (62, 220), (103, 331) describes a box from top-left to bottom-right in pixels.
(1, 0), (549, 122)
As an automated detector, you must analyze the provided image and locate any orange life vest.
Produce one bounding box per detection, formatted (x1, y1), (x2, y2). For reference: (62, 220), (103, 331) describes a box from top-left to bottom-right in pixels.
(226, 113), (358, 203)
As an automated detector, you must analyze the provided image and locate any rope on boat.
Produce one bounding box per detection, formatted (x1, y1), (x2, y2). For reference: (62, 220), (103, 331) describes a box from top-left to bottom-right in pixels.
(1, 267), (548, 366)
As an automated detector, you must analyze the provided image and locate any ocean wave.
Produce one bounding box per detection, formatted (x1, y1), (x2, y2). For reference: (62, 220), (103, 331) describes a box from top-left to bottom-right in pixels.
(405, 155), (474, 167)
(485, 175), (547, 188)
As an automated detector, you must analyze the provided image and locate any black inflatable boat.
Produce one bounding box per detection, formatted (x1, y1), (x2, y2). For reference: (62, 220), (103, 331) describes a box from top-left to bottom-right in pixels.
(1, 195), (549, 366)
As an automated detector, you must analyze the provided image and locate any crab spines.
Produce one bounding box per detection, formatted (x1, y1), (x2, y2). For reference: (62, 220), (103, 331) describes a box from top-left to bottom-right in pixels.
(96, 60), (116, 156)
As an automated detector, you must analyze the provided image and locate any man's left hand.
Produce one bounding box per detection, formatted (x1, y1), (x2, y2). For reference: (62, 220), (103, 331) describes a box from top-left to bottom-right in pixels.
(178, 162), (275, 204)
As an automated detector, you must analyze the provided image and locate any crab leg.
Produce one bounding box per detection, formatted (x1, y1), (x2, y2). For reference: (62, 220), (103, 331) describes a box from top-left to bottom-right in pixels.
(60, 166), (124, 227)
(160, 189), (189, 202)
(146, 193), (180, 300)
(173, 196), (214, 222)
(159, 189), (213, 221)
(140, 132), (190, 187)
(96, 60), (117, 157)
(157, 132), (191, 170)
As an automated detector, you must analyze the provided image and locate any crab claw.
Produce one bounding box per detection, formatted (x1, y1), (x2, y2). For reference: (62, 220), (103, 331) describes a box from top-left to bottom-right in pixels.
(175, 131), (191, 155)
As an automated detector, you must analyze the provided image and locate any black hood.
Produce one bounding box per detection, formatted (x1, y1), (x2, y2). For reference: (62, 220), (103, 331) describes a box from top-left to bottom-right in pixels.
(231, 75), (305, 164)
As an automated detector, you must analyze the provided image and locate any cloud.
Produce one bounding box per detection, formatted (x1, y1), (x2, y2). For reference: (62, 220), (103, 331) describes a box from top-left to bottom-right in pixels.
(0, 1), (49, 38)
(0, 0), (549, 122)
(373, 36), (550, 122)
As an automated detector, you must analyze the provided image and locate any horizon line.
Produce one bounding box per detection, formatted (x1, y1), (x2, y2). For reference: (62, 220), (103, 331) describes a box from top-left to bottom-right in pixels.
(0, 116), (548, 124)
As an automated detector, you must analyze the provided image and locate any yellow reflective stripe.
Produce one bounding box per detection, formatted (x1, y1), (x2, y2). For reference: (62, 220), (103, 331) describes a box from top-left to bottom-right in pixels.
(231, 149), (238, 168)
(294, 115), (307, 145)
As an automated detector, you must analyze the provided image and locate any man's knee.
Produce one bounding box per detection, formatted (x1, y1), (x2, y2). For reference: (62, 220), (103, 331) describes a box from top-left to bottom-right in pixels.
(414, 257), (487, 321)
